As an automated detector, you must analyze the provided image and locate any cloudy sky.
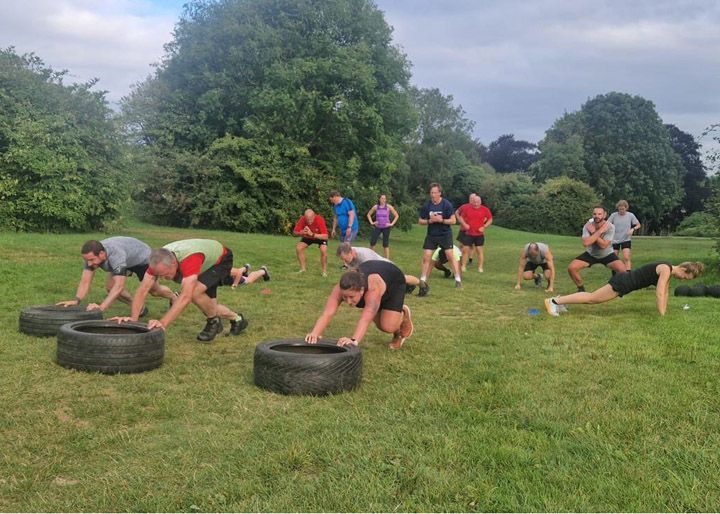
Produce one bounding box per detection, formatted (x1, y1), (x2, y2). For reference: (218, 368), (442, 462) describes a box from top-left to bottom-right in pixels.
(2, 0), (719, 152)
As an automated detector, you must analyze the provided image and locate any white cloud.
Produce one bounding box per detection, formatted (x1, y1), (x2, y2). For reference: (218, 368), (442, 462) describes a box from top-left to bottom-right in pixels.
(0, 0), (177, 104)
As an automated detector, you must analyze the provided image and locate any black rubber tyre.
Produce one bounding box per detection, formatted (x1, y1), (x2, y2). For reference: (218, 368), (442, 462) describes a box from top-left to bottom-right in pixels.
(706, 285), (720, 298)
(254, 339), (362, 396)
(19, 304), (103, 337)
(674, 285), (690, 297)
(688, 284), (708, 297)
(57, 321), (164, 374)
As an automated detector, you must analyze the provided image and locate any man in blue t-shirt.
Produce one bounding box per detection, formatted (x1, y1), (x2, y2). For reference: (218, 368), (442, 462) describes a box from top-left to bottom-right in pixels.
(329, 190), (359, 242)
(418, 183), (462, 293)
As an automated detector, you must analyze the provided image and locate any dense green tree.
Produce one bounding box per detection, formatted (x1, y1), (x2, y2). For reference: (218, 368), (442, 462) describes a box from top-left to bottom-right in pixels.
(403, 87), (480, 203)
(123, 0), (415, 231)
(484, 134), (539, 173)
(531, 92), (685, 232)
(0, 48), (125, 231)
(661, 124), (710, 230)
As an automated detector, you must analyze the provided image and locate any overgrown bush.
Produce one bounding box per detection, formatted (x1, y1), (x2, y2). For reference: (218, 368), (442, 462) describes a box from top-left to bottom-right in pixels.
(674, 212), (718, 237)
(0, 48), (126, 231)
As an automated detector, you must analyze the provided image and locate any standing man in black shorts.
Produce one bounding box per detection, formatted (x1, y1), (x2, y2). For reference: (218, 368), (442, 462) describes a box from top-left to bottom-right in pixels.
(114, 239), (247, 342)
(418, 182), (462, 291)
(293, 209), (329, 277)
(305, 260), (414, 350)
(567, 206), (627, 292)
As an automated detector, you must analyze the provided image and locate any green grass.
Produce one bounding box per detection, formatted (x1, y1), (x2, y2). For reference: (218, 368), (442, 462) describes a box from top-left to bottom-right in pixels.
(1, 223), (719, 511)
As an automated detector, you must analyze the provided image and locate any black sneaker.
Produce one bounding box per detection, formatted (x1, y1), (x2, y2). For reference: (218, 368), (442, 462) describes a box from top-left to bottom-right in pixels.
(418, 280), (429, 297)
(577, 285), (586, 293)
(197, 317), (223, 342)
(139, 306), (149, 318)
(242, 263), (251, 277)
(455, 281), (463, 289)
(261, 265), (271, 282)
(533, 273), (542, 287)
(405, 284), (416, 294)
(228, 316), (248, 336)
(443, 269), (452, 279)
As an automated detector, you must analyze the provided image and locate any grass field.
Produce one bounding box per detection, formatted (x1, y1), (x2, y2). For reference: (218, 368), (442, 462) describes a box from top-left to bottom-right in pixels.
(1, 223), (719, 512)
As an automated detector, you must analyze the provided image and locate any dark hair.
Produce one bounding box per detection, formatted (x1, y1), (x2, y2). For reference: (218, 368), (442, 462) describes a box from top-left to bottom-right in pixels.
(429, 182), (442, 192)
(329, 190), (341, 198)
(81, 240), (105, 256)
(593, 205), (606, 212)
(339, 270), (365, 291)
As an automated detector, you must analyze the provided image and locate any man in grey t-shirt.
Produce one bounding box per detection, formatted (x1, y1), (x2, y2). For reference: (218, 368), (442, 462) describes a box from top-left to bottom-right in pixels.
(336, 243), (427, 296)
(567, 207), (627, 292)
(608, 199), (641, 270)
(57, 237), (176, 314)
(515, 242), (556, 292)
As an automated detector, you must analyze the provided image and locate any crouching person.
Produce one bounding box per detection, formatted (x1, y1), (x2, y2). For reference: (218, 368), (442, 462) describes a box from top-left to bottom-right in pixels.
(114, 239), (247, 342)
(305, 261), (414, 350)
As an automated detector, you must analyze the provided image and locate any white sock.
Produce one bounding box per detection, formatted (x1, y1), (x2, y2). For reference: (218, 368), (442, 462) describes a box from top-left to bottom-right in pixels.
(420, 276), (427, 282)
(455, 276), (461, 282)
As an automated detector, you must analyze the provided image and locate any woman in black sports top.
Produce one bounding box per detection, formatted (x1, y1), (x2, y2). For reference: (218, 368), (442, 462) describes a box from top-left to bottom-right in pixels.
(544, 261), (704, 317)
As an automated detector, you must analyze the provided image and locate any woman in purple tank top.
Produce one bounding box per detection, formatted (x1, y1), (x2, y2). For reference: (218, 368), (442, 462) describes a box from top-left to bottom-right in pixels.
(366, 194), (399, 259)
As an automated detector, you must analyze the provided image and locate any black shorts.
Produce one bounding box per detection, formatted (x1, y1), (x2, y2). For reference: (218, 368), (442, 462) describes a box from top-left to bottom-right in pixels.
(574, 252), (620, 267)
(524, 262), (549, 273)
(125, 264), (149, 280)
(423, 233), (454, 251)
(459, 233), (485, 247)
(370, 227), (391, 247)
(300, 238), (327, 247)
(197, 249), (233, 299)
(613, 241), (632, 250)
(608, 272), (636, 297)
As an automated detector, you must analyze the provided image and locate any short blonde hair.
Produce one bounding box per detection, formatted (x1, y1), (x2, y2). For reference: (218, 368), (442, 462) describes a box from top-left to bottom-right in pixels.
(677, 261), (705, 279)
(616, 199), (629, 209)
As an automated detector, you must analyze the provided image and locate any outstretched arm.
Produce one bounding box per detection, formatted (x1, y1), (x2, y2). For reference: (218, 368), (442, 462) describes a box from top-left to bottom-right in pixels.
(545, 250), (556, 292)
(655, 266), (672, 316)
(306, 285), (342, 343)
(58, 269), (94, 306)
(515, 251), (527, 289)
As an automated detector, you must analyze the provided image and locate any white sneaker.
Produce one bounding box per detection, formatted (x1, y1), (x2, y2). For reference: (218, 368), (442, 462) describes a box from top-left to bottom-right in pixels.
(478, 267), (484, 273)
(544, 298), (559, 317)
(556, 299), (569, 313)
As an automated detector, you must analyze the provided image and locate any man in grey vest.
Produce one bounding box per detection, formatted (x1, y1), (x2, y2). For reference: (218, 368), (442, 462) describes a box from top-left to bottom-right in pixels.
(568, 206), (627, 292)
(515, 242), (556, 292)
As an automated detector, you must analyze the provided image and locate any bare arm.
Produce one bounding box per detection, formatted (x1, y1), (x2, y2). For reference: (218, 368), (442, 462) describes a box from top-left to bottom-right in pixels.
(655, 265), (672, 316)
(95, 274), (128, 312)
(545, 250), (556, 292)
(346, 209), (355, 235)
(515, 251), (527, 288)
(366, 205), (377, 225)
(113, 273), (155, 322)
(58, 269), (94, 306)
(154, 275), (197, 329)
(456, 210), (469, 231)
(348, 274), (385, 344)
(306, 285), (343, 343)
(388, 205), (399, 226)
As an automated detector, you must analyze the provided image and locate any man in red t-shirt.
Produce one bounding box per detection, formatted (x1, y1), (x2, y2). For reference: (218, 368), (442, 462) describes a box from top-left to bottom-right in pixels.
(293, 209), (329, 276)
(456, 194), (493, 273)
(113, 239), (248, 342)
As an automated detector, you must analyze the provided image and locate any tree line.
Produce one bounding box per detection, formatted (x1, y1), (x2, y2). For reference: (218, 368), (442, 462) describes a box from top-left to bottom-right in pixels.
(0, 0), (716, 242)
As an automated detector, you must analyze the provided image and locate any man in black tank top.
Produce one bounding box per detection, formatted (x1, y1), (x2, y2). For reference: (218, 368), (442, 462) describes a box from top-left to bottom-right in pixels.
(306, 260), (414, 349)
(543, 261), (704, 317)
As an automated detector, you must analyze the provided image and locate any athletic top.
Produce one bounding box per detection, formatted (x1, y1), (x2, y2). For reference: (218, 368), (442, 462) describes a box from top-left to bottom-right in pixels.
(333, 197), (359, 232)
(582, 222), (615, 258)
(523, 242), (549, 264)
(355, 260), (406, 309)
(456, 204), (492, 236)
(148, 239), (227, 282)
(85, 236), (151, 276)
(608, 261), (672, 296)
(607, 211), (640, 244)
(432, 245), (461, 262)
(294, 214), (328, 240)
(350, 247), (391, 266)
(375, 205), (391, 228)
(419, 198), (455, 237)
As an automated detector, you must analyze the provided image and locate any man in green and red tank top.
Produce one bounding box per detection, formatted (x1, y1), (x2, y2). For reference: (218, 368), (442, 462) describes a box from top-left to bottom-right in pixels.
(115, 239), (247, 342)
